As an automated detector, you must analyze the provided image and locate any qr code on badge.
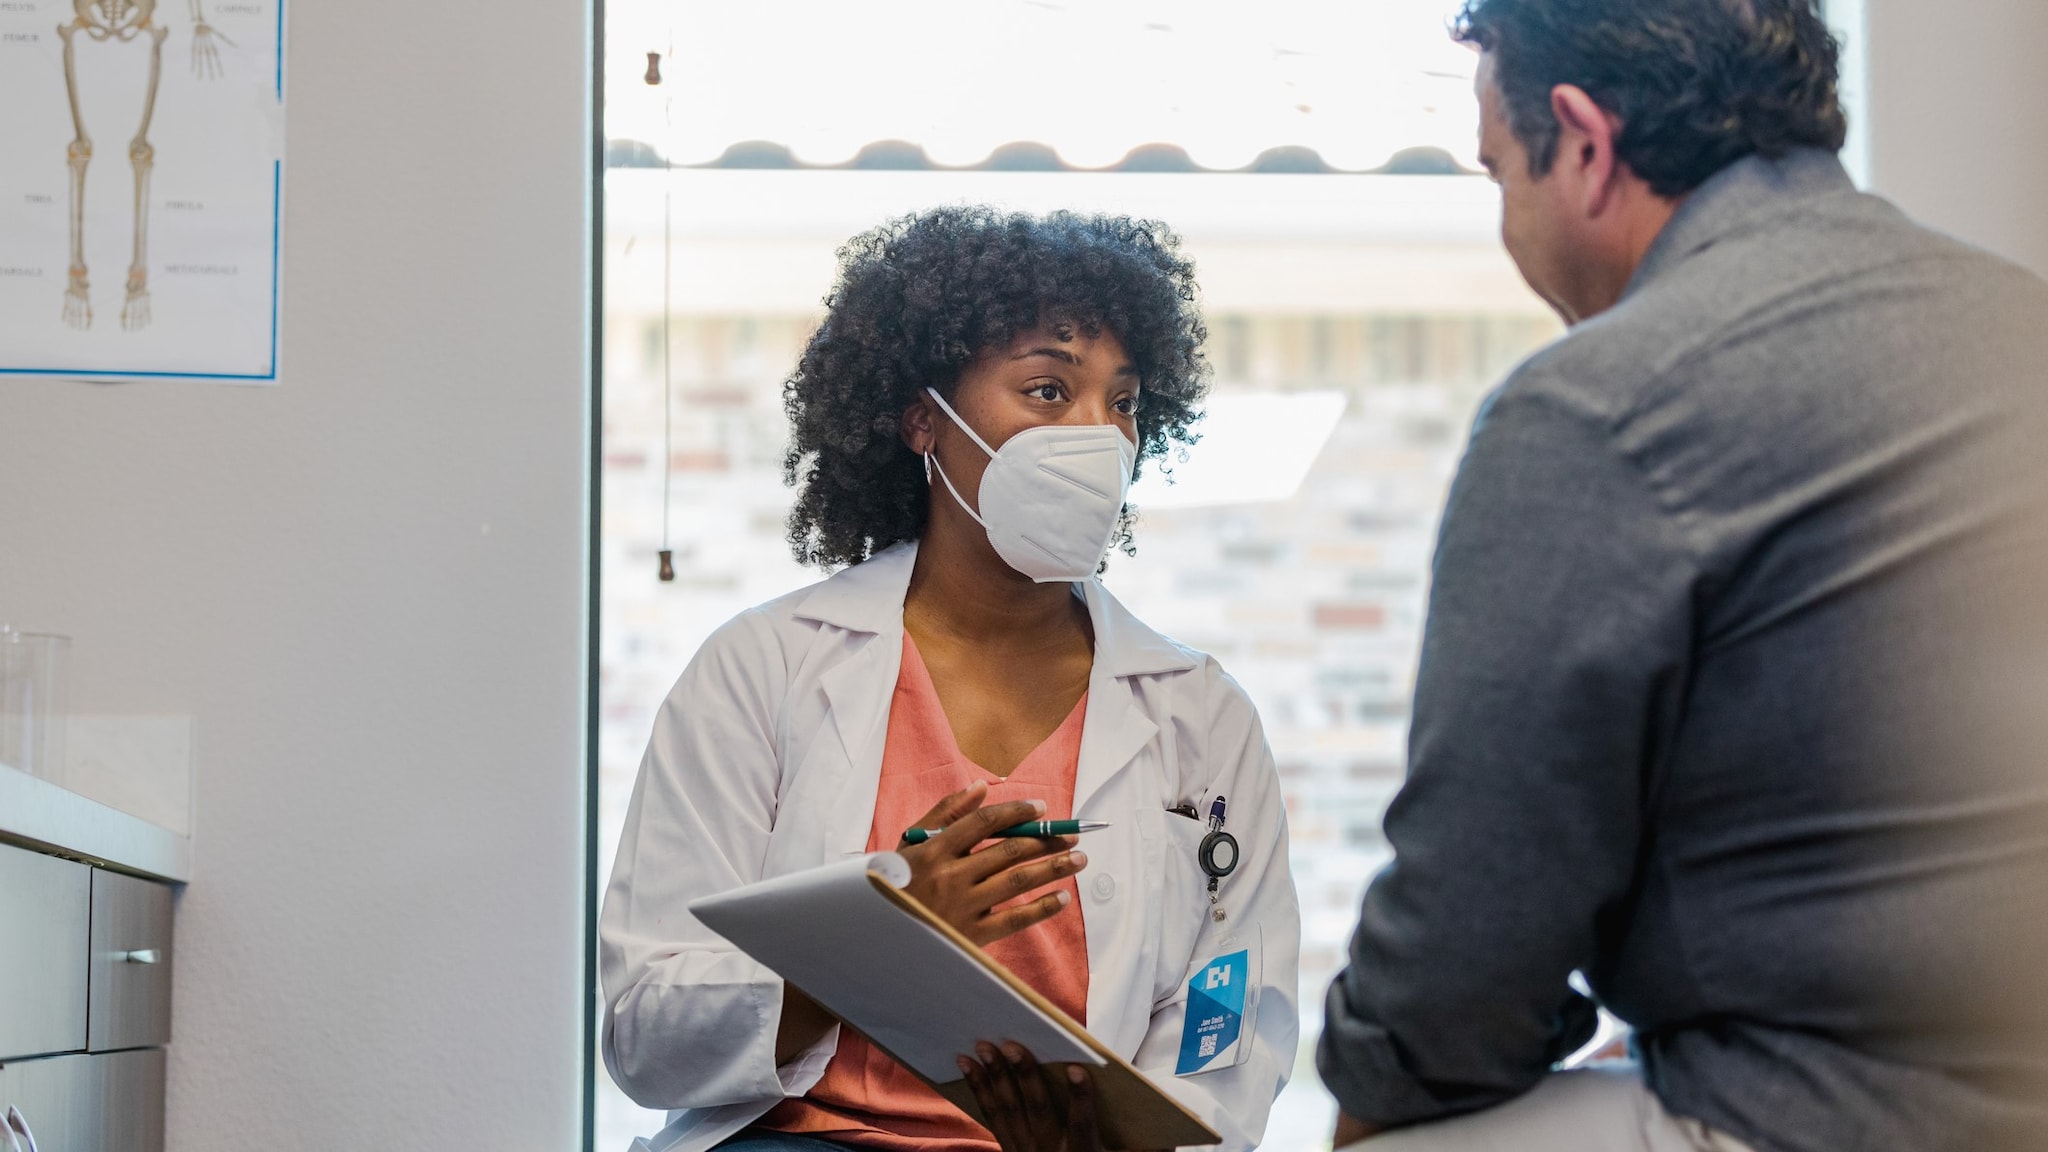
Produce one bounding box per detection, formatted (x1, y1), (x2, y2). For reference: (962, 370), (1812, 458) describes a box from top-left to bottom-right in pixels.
(1198, 1034), (1218, 1058)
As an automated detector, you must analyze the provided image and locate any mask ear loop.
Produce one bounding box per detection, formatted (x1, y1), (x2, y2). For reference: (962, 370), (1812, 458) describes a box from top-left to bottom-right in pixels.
(924, 387), (1000, 458)
(925, 451), (988, 529)
(921, 388), (997, 529)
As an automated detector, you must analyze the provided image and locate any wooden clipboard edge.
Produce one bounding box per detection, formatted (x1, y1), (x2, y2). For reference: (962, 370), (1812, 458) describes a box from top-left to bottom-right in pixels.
(860, 870), (1222, 1148)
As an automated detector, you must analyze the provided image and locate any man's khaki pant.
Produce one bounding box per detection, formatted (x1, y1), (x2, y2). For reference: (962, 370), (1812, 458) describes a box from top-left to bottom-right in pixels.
(1348, 1068), (1758, 1152)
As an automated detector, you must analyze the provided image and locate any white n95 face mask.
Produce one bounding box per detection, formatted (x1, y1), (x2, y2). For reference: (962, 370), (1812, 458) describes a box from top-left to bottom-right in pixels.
(923, 387), (1137, 582)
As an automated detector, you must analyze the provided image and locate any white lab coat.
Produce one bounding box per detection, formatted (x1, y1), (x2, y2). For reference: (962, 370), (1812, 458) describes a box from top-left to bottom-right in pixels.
(600, 542), (1301, 1152)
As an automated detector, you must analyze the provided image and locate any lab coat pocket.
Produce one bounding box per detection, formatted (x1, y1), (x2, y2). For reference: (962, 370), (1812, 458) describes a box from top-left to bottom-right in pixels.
(1152, 808), (1216, 998)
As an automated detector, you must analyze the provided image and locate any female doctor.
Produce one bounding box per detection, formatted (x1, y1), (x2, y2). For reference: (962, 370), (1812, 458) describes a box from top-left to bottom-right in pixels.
(600, 207), (1300, 1152)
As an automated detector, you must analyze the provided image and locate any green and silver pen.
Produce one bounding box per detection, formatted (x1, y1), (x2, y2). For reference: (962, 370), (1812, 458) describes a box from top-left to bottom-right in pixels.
(901, 819), (1110, 845)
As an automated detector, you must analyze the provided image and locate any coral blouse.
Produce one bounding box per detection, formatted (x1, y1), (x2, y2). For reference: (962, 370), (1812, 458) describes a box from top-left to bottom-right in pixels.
(758, 632), (1091, 1152)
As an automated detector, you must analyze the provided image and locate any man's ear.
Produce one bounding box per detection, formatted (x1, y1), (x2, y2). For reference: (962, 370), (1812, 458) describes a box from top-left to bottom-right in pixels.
(901, 394), (937, 455)
(1550, 83), (1625, 217)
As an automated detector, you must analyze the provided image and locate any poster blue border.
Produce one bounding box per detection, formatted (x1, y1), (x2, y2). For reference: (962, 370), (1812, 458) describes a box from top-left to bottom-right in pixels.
(0, 3), (286, 384)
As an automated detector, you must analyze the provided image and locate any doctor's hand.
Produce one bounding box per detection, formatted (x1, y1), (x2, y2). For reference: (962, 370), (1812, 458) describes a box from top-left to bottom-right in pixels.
(897, 782), (1087, 947)
(959, 1043), (1106, 1152)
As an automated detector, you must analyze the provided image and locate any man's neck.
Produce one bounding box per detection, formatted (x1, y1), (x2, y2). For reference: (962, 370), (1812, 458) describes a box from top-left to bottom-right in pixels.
(1572, 192), (1686, 322)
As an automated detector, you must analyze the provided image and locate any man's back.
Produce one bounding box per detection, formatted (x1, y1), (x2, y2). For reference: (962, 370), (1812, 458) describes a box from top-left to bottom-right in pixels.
(1319, 149), (2048, 1152)
(1561, 147), (2048, 1149)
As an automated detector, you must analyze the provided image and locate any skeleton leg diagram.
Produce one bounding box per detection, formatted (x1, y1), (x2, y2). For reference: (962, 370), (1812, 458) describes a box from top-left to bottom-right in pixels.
(57, 18), (93, 329)
(56, 0), (231, 331)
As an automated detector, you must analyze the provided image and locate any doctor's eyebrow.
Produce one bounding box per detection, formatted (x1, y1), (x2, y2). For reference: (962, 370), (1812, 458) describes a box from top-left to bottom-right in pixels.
(1012, 346), (1081, 365)
(1011, 346), (1140, 376)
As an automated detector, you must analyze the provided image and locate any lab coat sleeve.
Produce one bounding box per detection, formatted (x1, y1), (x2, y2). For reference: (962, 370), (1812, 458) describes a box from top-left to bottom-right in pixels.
(1130, 666), (1302, 1152)
(599, 608), (837, 1110)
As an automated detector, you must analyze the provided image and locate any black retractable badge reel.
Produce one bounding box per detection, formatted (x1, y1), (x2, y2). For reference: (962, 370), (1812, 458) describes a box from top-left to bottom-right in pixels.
(1200, 795), (1238, 921)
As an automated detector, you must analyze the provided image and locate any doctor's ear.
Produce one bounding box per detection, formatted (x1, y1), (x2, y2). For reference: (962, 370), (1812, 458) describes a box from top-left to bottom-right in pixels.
(901, 397), (938, 455)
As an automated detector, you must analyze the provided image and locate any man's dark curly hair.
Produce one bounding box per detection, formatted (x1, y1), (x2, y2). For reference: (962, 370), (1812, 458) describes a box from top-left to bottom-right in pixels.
(781, 206), (1210, 570)
(1455, 0), (1848, 198)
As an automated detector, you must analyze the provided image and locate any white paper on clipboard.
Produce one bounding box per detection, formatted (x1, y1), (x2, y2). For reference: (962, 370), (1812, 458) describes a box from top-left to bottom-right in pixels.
(689, 853), (1105, 1082)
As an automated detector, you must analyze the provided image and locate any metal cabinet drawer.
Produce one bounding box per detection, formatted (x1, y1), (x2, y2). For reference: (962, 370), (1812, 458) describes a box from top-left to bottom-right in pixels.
(0, 1053), (93, 1152)
(88, 872), (173, 1052)
(0, 843), (91, 1061)
(101, 1048), (167, 1152)
(0, 1048), (165, 1152)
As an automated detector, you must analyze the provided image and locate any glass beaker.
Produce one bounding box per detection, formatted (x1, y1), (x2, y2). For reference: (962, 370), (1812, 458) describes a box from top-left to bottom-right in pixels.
(0, 628), (70, 780)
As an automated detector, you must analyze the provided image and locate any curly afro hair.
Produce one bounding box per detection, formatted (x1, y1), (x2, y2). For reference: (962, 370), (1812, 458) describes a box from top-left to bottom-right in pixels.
(781, 206), (1210, 570)
(1456, 0), (1847, 198)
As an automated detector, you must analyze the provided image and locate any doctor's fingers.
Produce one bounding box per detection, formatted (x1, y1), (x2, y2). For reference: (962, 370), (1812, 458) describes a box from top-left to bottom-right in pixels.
(999, 1043), (1066, 1147)
(1063, 1066), (1101, 1152)
(961, 1049), (1029, 1150)
(987, 845), (1088, 897)
(965, 835), (1083, 885)
(973, 887), (1072, 944)
(983, 1043), (1083, 1152)
(932, 798), (1051, 854)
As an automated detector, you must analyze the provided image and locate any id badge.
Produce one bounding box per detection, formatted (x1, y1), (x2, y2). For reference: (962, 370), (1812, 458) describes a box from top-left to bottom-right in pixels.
(1174, 928), (1262, 1076)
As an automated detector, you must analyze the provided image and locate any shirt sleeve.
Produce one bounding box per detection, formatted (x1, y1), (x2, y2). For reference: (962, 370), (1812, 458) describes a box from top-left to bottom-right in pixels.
(599, 608), (839, 1110)
(1316, 383), (1696, 1129)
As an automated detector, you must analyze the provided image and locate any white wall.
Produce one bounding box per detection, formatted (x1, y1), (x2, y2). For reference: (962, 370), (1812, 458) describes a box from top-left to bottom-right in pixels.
(1864, 0), (2048, 280)
(0, 0), (589, 1147)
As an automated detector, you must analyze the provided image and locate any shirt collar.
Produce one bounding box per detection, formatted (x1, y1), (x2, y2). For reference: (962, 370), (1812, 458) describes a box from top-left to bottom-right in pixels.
(1623, 148), (1858, 301)
(791, 540), (1199, 678)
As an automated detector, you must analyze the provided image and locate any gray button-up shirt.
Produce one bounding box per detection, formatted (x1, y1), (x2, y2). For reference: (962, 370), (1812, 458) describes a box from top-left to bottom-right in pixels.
(1318, 149), (2048, 1152)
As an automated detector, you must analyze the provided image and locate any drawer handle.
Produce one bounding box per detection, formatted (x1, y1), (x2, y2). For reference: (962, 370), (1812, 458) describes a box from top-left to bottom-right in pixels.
(6, 1105), (38, 1152)
(119, 948), (162, 964)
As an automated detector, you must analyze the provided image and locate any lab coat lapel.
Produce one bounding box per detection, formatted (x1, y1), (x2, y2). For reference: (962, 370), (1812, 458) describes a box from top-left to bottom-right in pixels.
(1074, 580), (1199, 1053)
(1072, 580), (1196, 816)
(814, 636), (899, 855)
(1075, 673), (1158, 1057)
(1074, 676), (1157, 819)
(787, 544), (918, 859)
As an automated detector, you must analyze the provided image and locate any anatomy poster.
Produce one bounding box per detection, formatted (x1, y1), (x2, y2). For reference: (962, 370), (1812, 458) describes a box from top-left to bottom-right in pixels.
(0, 1), (284, 384)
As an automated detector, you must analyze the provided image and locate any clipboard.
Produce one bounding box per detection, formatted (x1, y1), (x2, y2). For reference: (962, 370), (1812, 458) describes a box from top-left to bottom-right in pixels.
(690, 854), (1220, 1150)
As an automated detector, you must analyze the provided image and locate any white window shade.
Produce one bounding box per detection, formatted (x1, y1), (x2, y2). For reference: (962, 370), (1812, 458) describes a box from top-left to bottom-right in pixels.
(607, 0), (1482, 173)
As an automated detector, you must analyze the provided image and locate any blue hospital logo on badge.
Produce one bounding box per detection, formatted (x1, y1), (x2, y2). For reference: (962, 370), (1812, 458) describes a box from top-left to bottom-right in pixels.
(1176, 948), (1249, 1075)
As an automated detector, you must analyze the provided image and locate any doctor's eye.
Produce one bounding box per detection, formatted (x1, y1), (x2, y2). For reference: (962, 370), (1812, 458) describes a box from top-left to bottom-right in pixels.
(1112, 395), (1140, 417)
(1028, 382), (1064, 402)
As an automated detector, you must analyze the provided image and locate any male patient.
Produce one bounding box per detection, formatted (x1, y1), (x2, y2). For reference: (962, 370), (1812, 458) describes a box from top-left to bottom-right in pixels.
(1318, 1), (2048, 1150)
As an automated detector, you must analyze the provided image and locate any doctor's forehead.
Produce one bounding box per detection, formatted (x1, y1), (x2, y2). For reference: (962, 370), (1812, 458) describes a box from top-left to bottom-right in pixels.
(986, 324), (1136, 371)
